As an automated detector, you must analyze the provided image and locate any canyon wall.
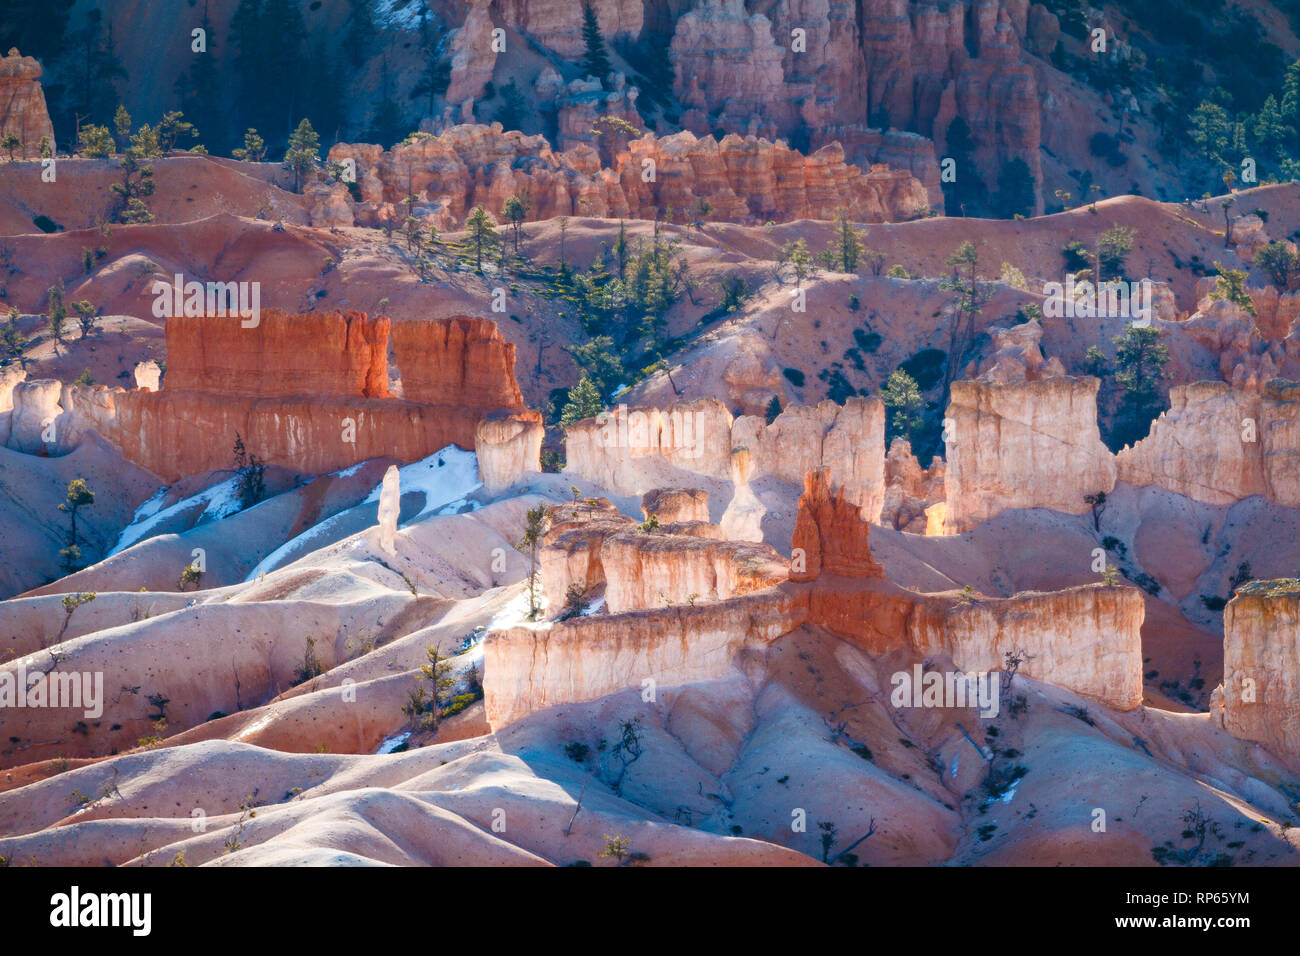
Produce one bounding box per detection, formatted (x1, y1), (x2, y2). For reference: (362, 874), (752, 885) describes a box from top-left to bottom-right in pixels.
(664, 0), (1042, 211)
(733, 397), (886, 521)
(795, 465), (1144, 710)
(0, 49), (54, 159)
(1220, 580), (1300, 762)
(564, 395), (886, 520)
(4, 312), (532, 483)
(163, 310), (390, 398)
(326, 124), (929, 231)
(944, 377), (1116, 533)
(483, 588), (806, 730)
(908, 585), (1146, 711)
(487, 462), (1143, 731)
(1115, 381), (1300, 508)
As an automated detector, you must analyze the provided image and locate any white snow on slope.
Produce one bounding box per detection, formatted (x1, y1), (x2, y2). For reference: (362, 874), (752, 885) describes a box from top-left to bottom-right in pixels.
(110, 477), (242, 555)
(247, 447), (482, 580)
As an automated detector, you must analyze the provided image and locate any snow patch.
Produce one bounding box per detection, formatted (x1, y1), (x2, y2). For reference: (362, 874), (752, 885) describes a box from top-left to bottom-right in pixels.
(110, 477), (242, 555)
(362, 445), (481, 522)
(376, 731), (412, 755)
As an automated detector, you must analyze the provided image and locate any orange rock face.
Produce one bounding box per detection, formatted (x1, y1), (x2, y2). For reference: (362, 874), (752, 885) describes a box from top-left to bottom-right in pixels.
(0, 49), (54, 159)
(390, 317), (525, 409)
(328, 124), (929, 230)
(791, 467), (884, 582)
(59, 311), (531, 482)
(163, 309), (391, 398)
(109, 392), (488, 483)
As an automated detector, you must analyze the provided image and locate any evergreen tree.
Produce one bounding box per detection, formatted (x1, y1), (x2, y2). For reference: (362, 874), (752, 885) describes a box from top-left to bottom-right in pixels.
(765, 394), (782, 425)
(561, 373), (605, 425)
(580, 3), (613, 87)
(112, 104), (131, 151)
(283, 118), (320, 192)
(1112, 326), (1169, 449)
(1096, 225), (1135, 281)
(882, 369), (924, 444)
(939, 240), (991, 388)
(995, 158), (1035, 219)
(567, 336), (623, 397)
(941, 117), (986, 216)
(232, 128), (266, 162)
(465, 205), (500, 272)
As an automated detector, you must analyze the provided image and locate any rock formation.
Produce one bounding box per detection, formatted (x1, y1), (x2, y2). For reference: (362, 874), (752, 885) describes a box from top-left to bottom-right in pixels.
(0, 49), (54, 160)
(4, 311), (535, 483)
(732, 396), (886, 521)
(326, 124), (929, 231)
(881, 438), (945, 533)
(163, 310), (391, 398)
(1220, 580), (1300, 763)
(1116, 380), (1300, 508)
(475, 410), (544, 495)
(944, 376), (1116, 533)
(719, 447), (766, 542)
(444, 0), (498, 111)
(539, 497), (636, 610)
(601, 529), (787, 613)
(562, 398), (735, 494)
(133, 360), (161, 391)
(484, 589), (804, 730)
(661, 0), (1042, 211)
(641, 487), (709, 524)
(566, 395), (886, 518)
(790, 467), (882, 581)
(377, 465), (400, 556)
(792, 465), (1144, 709)
(488, 461), (1145, 731)
(493, 0), (643, 58)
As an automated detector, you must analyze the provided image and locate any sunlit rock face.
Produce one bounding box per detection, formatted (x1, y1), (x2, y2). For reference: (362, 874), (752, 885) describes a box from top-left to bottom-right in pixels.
(1220, 580), (1300, 764)
(944, 377), (1116, 533)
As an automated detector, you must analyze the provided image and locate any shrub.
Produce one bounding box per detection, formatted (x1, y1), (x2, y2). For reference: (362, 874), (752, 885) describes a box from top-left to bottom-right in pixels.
(782, 367), (806, 388)
(32, 214), (60, 233)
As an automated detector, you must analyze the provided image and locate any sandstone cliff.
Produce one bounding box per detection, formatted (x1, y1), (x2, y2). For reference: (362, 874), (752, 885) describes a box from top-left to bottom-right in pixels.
(0, 49), (54, 159)
(326, 124), (929, 231)
(1220, 580), (1300, 763)
(483, 588), (805, 730)
(732, 396), (885, 521)
(475, 409), (543, 495)
(5, 312), (534, 483)
(944, 376), (1116, 533)
(1116, 380), (1300, 508)
(565, 395), (886, 519)
(163, 310), (390, 398)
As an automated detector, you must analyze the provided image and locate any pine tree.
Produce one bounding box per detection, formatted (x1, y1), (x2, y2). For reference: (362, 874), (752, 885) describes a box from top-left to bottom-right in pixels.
(834, 209), (865, 272)
(112, 104), (131, 151)
(882, 369), (923, 444)
(517, 505), (549, 620)
(1112, 326), (1169, 448)
(465, 205), (500, 272)
(580, 3), (613, 87)
(765, 394), (783, 424)
(283, 118), (320, 192)
(561, 373), (604, 425)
